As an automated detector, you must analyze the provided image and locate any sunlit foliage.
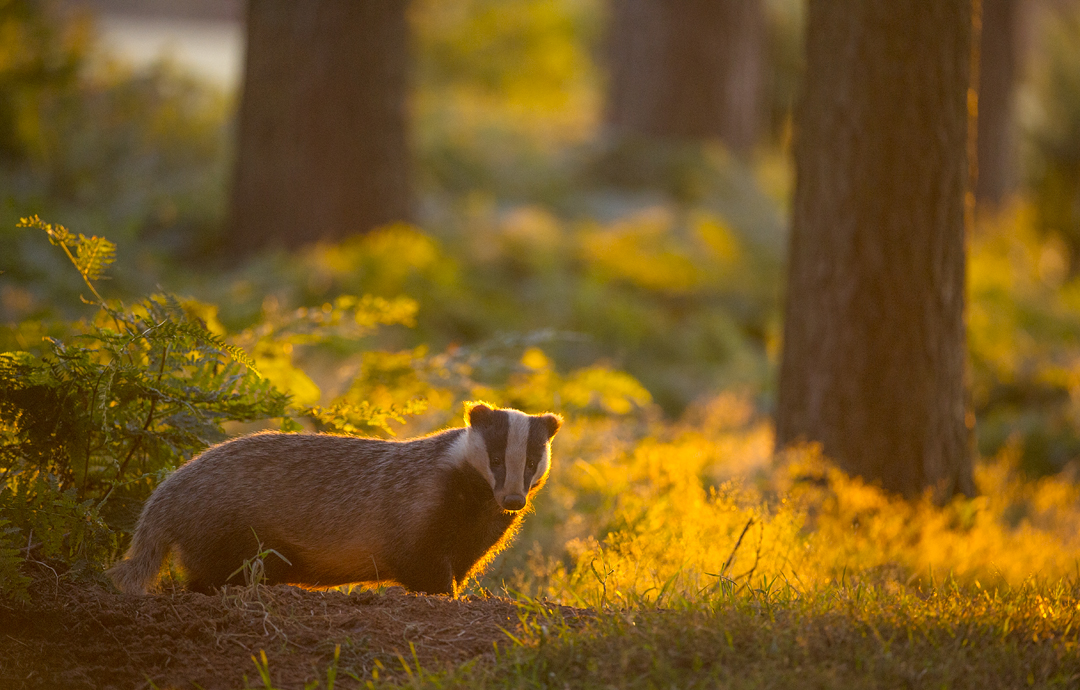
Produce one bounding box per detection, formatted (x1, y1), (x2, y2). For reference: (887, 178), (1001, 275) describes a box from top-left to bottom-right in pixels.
(270, 210), (775, 415)
(486, 398), (1080, 613)
(969, 204), (1080, 474)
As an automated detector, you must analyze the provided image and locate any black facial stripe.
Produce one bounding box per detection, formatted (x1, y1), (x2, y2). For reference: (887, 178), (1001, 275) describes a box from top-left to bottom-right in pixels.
(476, 410), (509, 491)
(524, 416), (549, 488)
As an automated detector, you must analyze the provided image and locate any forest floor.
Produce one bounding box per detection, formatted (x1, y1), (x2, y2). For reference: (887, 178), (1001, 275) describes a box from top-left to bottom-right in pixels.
(0, 573), (583, 689)
(5, 565), (1080, 690)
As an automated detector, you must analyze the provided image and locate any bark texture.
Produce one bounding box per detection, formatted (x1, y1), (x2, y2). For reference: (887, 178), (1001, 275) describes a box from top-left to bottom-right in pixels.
(975, 0), (1019, 205)
(229, 0), (410, 253)
(776, 0), (975, 498)
(605, 0), (765, 154)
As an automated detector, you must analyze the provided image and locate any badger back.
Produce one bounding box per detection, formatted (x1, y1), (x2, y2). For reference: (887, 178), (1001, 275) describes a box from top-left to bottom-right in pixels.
(459, 403), (560, 512)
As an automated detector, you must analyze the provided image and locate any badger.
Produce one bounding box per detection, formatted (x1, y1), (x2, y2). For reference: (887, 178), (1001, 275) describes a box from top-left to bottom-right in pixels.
(106, 403), (561, 597)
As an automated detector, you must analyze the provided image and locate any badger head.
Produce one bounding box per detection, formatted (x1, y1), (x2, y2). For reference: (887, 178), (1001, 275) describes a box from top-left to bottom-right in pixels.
(463, 402), (561, 512)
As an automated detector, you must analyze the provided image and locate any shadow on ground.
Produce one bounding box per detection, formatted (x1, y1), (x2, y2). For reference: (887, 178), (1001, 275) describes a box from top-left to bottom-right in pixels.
(0, 575), (585, 689)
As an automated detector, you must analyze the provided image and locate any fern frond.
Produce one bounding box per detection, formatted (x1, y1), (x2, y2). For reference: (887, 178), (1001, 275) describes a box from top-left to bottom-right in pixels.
(74, 234), (116, 282)
(18, 215), (66, 244)
(151, 319), (263, 378)
(19, 216), (110, 304)
(301, 398), (427, 437)
(159, 293), (186, 317)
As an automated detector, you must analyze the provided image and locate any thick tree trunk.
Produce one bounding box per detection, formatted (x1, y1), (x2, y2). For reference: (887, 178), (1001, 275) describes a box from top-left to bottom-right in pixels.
(229, 0), (410, 253)
(776, 0), (975, 499)
(605, 0), (765, 154)
(975, 0), (1019, 205)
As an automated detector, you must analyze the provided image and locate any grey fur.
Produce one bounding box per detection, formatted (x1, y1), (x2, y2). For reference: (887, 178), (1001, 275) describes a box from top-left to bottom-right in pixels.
(106, 403), (561, 596)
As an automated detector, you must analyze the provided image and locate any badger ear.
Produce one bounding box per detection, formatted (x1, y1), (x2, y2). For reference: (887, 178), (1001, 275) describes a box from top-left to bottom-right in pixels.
(541, 413), (562, 439)
(466, 402), (496, 427)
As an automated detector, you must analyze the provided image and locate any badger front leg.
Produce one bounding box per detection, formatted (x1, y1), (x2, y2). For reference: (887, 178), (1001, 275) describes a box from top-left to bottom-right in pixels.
(393, 554), (456, 596)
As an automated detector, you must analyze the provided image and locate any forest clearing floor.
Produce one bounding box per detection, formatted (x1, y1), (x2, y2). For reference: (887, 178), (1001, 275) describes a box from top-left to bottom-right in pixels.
(0, 572), (584, 689)
(4, 569), (1080, 689)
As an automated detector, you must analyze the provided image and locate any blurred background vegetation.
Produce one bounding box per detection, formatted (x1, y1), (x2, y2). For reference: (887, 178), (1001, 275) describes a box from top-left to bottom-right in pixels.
(4, 0), (1080, 606)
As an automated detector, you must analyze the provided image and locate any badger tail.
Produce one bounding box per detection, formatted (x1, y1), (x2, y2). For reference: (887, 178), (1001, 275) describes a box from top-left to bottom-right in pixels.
(106, 519), (170, 595)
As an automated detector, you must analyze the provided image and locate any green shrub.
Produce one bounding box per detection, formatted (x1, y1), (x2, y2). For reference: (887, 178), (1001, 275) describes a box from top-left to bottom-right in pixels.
(0, 217), (290, 598)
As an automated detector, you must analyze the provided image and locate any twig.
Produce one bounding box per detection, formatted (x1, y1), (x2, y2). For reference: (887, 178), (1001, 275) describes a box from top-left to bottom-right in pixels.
(114, 340), (169, 483)
(734, 520), (765, 582)
(81, 367), (111, 494)
(24, 556), (60, 598)
(17, 541), (42, 555)
(720, 518), (755, 576)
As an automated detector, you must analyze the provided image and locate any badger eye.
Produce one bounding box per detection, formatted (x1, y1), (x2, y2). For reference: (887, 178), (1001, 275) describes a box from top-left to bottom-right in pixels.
(491, 455), (504, 467)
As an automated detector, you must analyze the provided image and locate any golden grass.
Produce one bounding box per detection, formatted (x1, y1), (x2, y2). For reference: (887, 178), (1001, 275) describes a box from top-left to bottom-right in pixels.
(495, 398), (1080, 611)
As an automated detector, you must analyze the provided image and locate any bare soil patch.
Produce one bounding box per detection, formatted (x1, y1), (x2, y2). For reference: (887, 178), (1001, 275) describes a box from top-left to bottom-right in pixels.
(0, 576), (582, 689)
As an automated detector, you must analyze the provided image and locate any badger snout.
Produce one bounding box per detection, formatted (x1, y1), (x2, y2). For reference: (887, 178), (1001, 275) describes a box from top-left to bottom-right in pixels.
(500, 494), (527, 511)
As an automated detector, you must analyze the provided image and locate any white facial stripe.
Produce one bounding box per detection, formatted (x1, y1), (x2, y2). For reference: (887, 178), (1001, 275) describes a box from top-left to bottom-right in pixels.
(505, 411), (531, 496)
(460, 428), (496, 486)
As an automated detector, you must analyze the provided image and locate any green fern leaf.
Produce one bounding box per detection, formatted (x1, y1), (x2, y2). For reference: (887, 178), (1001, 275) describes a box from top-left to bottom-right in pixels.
(74, 234), (116, 282)
(159, 320), (263, 378)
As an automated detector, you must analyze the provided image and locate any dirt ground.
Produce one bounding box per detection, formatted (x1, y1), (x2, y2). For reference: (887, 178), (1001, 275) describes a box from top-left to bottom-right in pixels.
(0, 574), (583, 689)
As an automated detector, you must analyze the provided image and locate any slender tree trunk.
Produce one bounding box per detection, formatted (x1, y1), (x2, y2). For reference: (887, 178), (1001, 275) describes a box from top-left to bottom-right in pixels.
(605, 0), (765, 154)
(975, 0), (1019, 205)
(229, 0), (411, 253)
(776, 0), (975, 499)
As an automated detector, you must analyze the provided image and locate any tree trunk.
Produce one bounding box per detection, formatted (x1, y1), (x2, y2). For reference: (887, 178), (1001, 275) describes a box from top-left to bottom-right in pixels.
(605, 0), (765, 154)
(229, 0), (411, 253)
(975, 0), (1019, 206)
(775, 0), (975, 499)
